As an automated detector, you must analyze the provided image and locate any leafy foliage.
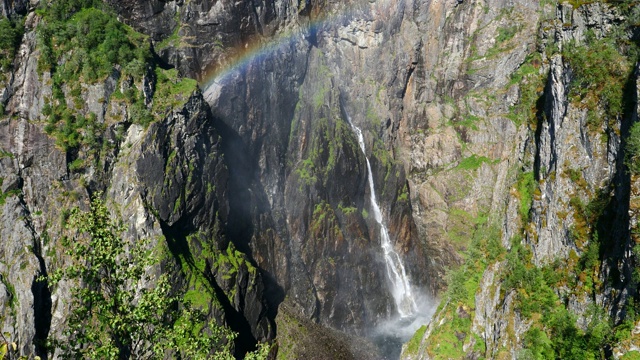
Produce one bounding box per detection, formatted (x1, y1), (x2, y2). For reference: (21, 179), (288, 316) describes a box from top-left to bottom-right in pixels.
(506, 50), (545, 128)
(37, 7), (150, 80)
(34, 0), (196, 163)
(152, 68), (198, 115)
(45, 195), (238, 359)
(404, 325), (427, 355)
(0, 330), (28, 360)
(35, 0), (158, 155)
(503, 236), (627, 359)
(562, 33), (632, 128)
(0, 16), (23, 73)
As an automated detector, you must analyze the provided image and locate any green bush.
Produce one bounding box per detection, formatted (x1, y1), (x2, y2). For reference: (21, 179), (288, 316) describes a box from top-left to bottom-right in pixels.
(35, 0), (167, 157)
(507, 52), (545, 128)
(423, 223), (503, 358)
(562, 34), (631, 126)
(38, 7), (150, 81)
(0, 16), (24, 72)
(405, 325), (427, 355)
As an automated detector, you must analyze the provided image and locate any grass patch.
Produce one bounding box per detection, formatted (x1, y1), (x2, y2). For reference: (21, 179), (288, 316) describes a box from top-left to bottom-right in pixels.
(516, 171), (535, 221)
(405, 325), (427, 355)
(455, 154), (492, 171)
(337, 203), (357, 215)
(495, 25), (519, 44)
(152, 68), (198, 116)
(423, 223), (504, 359)
(507, 52), (544, 128)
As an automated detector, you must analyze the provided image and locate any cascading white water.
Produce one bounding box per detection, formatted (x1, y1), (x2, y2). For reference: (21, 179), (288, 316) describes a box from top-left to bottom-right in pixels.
(347, 117), (418, 318)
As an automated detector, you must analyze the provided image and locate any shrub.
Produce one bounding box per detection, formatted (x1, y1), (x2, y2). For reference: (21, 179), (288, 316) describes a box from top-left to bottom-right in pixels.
(562, 34), (631, 126)
(0, 16), (24, 72)
(44, 195), (245, 359)
(38, 7), (151, 81)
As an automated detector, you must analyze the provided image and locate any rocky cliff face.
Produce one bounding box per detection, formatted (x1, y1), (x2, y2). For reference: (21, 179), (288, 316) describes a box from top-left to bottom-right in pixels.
(1, 0), (640, 358)
(402, 1), (640, 359)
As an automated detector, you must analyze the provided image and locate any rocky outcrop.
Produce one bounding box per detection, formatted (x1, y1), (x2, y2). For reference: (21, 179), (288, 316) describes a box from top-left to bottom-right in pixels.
(274, 302), (382, 360)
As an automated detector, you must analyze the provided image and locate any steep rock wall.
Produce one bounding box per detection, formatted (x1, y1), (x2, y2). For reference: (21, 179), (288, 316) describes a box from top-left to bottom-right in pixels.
(403, 2), (640, 359)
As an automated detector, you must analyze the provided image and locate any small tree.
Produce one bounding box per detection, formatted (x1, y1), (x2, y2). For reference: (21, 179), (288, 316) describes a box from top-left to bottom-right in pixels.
(46, 194), (237, 359)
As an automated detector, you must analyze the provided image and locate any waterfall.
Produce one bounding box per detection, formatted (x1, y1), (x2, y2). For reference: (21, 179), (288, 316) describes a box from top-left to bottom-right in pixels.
(347, 117), (418, 318)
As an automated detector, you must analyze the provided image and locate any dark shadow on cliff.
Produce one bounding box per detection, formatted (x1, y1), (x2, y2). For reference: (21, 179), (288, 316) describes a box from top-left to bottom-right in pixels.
(587, 65), (639, 331)
(212, 119), (255, 256)
(212, 116), (286, 320)
(533, 69), (552, 181)
(602, 65), (639, 315)
(31, 250), (51, 359)
(159, 219), (259, 358)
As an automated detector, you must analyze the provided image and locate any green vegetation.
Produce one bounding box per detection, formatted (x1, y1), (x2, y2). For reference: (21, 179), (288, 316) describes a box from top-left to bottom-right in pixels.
(397, 184), (409, 202)
(622, 351), (640, 360)
(455, 154), (492, 171)
(456, 114), (481, 130)
(36, 2), (153, 154)
(495, 25), (519, 44)
(0, 16), (24, 74)
(0, 178), (21, 206)
(37, 6), (150, 80)
(310, 201), (343, 240)
(153, 68), (198, 115)
(337, 203), (357, 215)
(507, 52), (545, 128)
(295, 158), (318, 186)
(562, 33), (632, 128)
(445, 208), (489, 250)
(155, 24), (181, 51)
(0, 274), (16, 309)
(425, 223), (502, 359)
(502, 238), (560, 317)
(45, 195), (240, 359)
(404, 325), (427, 356)
(32, 0), (198, 176)
(503, 236), (625, 360)
(516, 171), (535, 221)
(172, 232), (220, 310)
(293, 115), (359, 189)
(626, 121), (640, 175)
(214, 242), (257, 280)
(413, 4), (640, 359)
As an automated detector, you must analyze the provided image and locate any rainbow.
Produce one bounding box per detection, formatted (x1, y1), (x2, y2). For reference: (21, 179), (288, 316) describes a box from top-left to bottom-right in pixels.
(199, 15), (330, 90)
(198, 0), (395, 90)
